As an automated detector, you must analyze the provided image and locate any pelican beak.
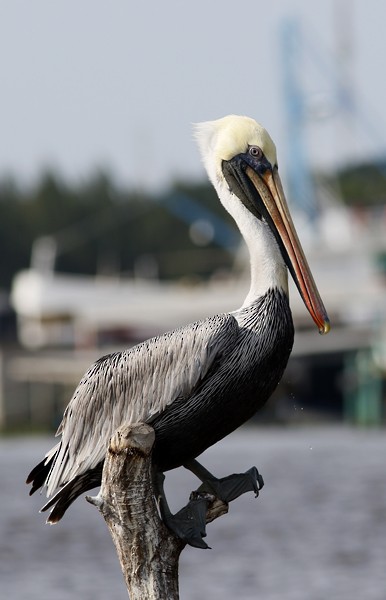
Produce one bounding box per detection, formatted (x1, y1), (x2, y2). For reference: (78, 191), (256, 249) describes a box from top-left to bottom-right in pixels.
(245, 165), (330, 334)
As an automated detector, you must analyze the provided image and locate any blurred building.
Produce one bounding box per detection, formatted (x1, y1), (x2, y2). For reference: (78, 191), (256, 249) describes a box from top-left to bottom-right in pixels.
(1, 202), (385, 430)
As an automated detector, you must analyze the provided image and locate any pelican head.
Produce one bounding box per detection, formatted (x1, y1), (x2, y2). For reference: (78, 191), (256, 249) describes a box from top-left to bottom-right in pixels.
(195, 115), (330, 334)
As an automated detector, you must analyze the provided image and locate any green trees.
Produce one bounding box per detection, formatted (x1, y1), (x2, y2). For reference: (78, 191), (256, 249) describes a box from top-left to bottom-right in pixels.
(331, 161), (386, 207)
(0, 170), (236, 289)
(1, 159), (384, 290)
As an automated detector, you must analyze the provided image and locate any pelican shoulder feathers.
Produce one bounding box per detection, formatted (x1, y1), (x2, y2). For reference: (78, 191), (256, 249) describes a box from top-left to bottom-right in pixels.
(43, 313), (239, 496)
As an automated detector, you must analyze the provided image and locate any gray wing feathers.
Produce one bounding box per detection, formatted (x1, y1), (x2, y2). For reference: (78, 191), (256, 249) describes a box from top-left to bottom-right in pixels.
(44, 314), (239, 496)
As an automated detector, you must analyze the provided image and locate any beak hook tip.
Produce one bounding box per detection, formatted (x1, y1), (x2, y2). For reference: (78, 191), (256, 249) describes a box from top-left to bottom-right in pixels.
(318, 319), (331, 335)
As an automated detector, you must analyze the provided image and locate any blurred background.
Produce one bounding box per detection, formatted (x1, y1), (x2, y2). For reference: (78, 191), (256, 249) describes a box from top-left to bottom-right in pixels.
(1, 1), (386, 599)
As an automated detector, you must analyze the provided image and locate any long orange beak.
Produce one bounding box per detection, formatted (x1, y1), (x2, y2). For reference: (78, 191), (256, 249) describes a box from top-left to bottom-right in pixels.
(246, 165), (330, 334)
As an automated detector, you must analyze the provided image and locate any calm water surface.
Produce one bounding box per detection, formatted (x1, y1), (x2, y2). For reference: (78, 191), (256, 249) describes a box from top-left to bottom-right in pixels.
(1, 426), (386, 599)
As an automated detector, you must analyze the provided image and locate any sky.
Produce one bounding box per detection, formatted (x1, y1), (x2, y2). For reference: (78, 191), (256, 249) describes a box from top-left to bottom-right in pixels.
(0, 0), (385, 190)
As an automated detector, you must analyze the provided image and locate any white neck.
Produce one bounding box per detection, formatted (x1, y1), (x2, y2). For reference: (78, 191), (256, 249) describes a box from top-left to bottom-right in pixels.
(217, 182), (289, 308)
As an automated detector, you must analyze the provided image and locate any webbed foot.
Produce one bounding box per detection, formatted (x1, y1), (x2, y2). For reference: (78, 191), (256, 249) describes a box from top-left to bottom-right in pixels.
(196, 466), (264, 503)
(161, 494), (212, 549)
(155, 472), (211, 549)
(155, 462), (264, 550)
(184, 459), (264, 503)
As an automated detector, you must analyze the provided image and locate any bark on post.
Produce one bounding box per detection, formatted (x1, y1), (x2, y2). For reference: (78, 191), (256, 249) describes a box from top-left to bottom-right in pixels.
(86, 423), (228, 599)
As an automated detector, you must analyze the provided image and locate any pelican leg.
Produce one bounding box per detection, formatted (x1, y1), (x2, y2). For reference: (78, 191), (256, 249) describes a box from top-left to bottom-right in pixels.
(154, 472), (211, 549)
(183, 459), (264, 503)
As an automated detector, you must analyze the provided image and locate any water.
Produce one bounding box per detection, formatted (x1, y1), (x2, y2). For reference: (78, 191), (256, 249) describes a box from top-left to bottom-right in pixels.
(1, 426), (386, 599)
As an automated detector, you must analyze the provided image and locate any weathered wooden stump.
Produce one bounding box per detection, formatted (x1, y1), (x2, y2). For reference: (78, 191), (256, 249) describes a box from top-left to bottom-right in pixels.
(86, 423), (228, 599)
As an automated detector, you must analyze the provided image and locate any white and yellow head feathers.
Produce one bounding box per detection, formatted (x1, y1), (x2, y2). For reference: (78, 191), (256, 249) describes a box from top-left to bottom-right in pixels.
(194, 115), (277, 186)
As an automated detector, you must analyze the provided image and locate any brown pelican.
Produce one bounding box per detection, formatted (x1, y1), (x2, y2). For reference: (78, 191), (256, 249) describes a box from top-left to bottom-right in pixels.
(27, 115), (329, 546)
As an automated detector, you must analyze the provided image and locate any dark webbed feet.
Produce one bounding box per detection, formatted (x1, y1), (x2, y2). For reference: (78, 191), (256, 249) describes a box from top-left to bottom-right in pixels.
(155, 461), (264, 550)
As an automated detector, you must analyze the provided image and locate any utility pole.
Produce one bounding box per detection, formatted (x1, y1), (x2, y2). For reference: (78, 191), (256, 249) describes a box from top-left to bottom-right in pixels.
(334, 0), (357, 163)
(280, 18), (316, 222)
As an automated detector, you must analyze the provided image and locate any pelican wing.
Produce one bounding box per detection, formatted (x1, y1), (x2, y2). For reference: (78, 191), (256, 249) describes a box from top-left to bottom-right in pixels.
(44, 313), (239, 495)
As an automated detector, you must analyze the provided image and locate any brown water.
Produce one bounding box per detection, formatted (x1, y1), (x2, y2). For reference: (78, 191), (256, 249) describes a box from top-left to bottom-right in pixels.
(1, 426), (386, 599)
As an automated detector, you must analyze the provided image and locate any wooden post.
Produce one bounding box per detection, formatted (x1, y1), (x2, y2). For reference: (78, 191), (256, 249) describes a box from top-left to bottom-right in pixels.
(86, 423), (228, 599)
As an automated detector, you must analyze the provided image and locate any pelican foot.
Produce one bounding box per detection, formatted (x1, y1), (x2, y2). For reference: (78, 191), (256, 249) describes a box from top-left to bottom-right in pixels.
(161, 494), (212, 549)
(186, 461), (264, 503)
(155, 465), (264, 549)
(155, 472), (211, 549)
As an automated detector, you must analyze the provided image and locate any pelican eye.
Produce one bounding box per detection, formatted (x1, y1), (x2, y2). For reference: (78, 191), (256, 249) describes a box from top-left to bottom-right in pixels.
(248, 145), (263, 159)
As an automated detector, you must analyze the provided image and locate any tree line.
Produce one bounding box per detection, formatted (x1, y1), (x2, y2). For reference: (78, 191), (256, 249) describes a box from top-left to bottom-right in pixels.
(0, 170), (237, 290)
(0, 160), (384, 290)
